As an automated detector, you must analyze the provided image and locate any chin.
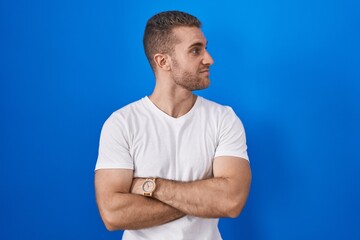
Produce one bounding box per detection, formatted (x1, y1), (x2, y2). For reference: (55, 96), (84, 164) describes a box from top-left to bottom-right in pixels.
(193, 81), (210, 91)
(201, 78), (210, 89)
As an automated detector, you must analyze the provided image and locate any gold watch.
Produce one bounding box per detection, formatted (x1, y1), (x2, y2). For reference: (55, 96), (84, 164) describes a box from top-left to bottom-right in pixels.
(142, 178), (156, 197)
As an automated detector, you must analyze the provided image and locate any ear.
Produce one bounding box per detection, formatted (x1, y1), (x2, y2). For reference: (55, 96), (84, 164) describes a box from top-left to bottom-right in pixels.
(153, 53), (171, 71)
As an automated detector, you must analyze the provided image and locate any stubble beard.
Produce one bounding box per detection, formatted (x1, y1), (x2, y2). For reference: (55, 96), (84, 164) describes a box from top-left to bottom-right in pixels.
(171, 60), (210, 91)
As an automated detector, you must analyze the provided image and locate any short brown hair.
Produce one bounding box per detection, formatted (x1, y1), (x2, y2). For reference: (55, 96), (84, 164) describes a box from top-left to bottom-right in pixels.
(143, 11), (202, 70)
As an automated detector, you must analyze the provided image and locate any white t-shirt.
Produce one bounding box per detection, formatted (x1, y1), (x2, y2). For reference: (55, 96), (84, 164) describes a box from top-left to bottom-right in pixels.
(95, 96), (249, 240)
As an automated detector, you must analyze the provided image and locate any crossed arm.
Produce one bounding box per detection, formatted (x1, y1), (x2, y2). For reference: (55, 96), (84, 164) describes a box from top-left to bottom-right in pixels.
(94, 156), (251, 231)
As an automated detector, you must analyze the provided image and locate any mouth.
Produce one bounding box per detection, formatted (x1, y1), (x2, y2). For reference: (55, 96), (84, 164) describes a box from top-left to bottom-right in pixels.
(199, 68), (209, 72)
(199, 68), (210, 73)
(199, 69), (210, 76)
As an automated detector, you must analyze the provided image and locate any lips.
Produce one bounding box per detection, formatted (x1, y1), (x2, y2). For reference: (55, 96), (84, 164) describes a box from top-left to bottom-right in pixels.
(199, 68), (210, 73)
(199, 69), (210, 77)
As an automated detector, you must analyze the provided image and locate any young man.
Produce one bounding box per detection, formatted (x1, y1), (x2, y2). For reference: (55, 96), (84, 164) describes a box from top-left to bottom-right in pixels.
(95, 10), (251, 240)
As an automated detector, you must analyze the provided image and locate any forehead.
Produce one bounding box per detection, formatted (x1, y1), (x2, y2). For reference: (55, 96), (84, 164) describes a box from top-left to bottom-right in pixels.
(172, 26), (207, 48)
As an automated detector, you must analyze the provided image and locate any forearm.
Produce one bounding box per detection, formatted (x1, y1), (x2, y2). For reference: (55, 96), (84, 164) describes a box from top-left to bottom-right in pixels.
(152, 177), (247, 218)
(100, 193), (185, 230)
(129, 158), (251, 219)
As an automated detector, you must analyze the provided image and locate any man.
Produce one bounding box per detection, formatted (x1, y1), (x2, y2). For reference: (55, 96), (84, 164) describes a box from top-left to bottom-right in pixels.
(95, 10), (251, 240)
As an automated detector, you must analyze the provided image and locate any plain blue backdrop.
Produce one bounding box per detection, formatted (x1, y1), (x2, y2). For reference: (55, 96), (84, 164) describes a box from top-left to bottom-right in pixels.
(1, 0), (359, 239)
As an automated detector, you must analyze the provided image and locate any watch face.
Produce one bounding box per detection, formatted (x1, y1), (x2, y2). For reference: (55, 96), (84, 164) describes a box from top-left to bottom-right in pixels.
(143, 180), (155, 192)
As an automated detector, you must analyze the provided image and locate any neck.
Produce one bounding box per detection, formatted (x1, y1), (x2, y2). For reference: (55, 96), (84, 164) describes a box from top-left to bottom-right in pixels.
(149, 84), (197, 118)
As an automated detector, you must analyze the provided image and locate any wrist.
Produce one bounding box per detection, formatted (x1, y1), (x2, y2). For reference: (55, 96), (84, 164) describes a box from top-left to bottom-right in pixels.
(131, 178), (157, 197)
(142, 178), (157, 197)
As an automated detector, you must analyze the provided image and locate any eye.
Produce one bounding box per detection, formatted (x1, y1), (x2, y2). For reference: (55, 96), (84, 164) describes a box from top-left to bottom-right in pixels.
(191, 47), (201, 55)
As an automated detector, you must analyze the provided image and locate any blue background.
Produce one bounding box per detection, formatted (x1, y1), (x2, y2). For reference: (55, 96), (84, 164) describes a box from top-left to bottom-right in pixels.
(1, 0), (359, 239)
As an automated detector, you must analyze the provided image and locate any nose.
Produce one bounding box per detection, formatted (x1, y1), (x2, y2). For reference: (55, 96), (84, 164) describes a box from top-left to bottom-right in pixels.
(202, 50), (214, 66)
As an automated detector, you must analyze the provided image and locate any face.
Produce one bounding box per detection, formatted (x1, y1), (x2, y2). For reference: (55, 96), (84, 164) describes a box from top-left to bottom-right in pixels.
(169, 27), (214, 91)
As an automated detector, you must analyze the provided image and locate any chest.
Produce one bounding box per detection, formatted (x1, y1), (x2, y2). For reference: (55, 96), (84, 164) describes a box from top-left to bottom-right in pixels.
(128, 118), (218, 181)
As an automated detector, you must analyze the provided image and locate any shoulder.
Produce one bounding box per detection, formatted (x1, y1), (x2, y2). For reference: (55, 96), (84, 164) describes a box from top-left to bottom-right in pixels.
(198, 96), (236, 117)
(103, 98), (146, 129)
(114, 98), (145, 115)
(110, 98), (146, 120)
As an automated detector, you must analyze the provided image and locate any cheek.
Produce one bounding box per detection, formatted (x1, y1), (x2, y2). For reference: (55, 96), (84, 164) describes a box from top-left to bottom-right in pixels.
(184, 61), (199, 72)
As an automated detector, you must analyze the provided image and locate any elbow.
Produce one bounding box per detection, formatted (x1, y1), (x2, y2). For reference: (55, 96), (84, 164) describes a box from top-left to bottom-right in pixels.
(227, 203), (244, 218)
(101, 210), (125, 231)
(226, 172), (252, 218)
(102, 212), (119, 231)
(224, 195), (248, 218)
(104, 222), (117, 232)
(104, 219), (118, 232)
(225, 203), (243, 218)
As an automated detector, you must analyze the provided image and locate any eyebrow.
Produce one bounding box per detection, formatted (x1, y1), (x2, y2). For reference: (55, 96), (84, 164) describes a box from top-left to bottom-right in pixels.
(187, 41), (208, 49)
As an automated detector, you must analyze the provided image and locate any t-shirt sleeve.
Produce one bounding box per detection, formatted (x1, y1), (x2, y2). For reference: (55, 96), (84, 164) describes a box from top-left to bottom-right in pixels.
(214, 107), (249, 161)
(95, 113), (134, 171)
